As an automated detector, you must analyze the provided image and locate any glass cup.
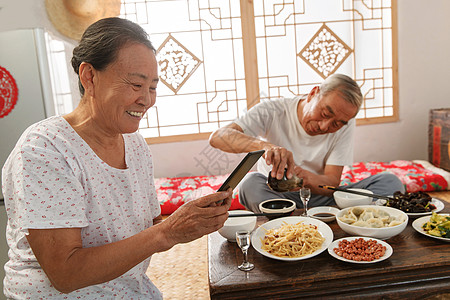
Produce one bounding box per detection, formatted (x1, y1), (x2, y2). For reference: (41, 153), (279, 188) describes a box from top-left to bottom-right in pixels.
(235, 230), (254, 271)
(300, 187), (311, 217)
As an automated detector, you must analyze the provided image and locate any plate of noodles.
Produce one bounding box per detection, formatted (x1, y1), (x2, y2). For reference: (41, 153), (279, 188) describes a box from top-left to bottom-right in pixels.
(251, 216), (333, 261)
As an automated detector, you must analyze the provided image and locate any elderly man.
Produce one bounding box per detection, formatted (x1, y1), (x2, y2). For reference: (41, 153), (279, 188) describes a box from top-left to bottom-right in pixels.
(209, 74), (404, 212)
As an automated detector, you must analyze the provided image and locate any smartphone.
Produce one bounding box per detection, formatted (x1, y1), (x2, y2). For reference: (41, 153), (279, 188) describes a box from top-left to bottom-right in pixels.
(215, 150), (265, 204)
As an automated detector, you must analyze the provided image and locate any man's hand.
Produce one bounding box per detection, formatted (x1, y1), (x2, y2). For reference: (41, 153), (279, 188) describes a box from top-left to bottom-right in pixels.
(293, 165), (343, 195)
(210, 123), (296, 180)
(264, 145), (295, 180)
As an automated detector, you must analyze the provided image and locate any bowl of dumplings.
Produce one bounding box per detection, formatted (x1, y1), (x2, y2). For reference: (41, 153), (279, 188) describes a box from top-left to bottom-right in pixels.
(336, 205), (408, 240)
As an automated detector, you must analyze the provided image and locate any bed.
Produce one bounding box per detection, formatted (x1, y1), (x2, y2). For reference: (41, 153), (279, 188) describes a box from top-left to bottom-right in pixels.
(155, 159), (450, 215)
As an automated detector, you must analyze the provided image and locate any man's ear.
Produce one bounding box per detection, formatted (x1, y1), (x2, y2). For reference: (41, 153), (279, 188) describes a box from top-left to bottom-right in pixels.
(306, 86), (319, 102)
(79, 62), (95, 97)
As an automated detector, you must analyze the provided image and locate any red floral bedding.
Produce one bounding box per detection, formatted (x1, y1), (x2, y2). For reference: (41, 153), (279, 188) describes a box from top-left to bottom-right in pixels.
(155, 174), (245, 215)
(340, 160), (449, 192)
(155, 160), (450, 215)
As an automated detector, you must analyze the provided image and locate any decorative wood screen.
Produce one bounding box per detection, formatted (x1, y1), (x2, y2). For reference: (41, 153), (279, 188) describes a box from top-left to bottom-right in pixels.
(120, 0), (398, 144)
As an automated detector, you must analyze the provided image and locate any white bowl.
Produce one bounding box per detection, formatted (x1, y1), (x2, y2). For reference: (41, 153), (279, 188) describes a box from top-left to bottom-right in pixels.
(218, 210), (257, 242)
(336, 205), (408, 240)
(307, 206), (340, 223)
(333, 188), (373, 209)
(259, 199), (296, 219)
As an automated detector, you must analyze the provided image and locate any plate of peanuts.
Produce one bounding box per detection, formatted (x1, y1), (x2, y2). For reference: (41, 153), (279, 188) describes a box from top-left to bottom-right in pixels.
(327, 236), (393, 264)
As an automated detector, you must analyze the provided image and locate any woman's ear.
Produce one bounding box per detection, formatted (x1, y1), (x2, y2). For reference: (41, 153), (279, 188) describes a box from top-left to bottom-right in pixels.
(79, 62), (95, 97)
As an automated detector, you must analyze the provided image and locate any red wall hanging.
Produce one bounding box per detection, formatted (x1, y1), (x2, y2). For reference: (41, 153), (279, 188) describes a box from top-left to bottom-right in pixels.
(0, 65), (19, 118)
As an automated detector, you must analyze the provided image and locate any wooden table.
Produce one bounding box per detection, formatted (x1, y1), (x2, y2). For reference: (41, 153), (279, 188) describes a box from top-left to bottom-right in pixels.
(208, 203), (450, 299)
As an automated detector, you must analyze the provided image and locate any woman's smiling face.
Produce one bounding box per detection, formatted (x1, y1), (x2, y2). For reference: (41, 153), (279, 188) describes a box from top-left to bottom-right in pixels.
(300, 87), (358, 136)
(90, 42), (159, 134)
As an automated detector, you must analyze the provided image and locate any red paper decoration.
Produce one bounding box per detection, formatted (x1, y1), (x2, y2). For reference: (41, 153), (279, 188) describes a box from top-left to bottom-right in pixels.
(0, 65), (19, 118)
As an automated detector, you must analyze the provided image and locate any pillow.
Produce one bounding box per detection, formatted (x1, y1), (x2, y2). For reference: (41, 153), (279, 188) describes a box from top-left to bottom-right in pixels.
(340, 160), (449, 192)
(154, 174), (245, 215)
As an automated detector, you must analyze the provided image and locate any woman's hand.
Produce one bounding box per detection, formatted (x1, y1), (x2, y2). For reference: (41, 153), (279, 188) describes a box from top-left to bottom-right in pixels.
(158, 189), (233, 246)
(24, 189), (232, 294)
(153, 214), (164, 225)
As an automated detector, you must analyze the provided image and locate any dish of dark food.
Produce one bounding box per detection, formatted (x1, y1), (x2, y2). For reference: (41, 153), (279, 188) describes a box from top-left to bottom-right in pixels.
(383, 191), (436, 213)
(267, 169), (303, 192)
(376, 197), (444, 218)
(307, 206), (340, 223)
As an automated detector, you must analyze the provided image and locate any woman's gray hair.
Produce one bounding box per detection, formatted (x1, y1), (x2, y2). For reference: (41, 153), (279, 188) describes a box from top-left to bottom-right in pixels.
(71, 17), (155, 96)
(319, 74), (363, 111)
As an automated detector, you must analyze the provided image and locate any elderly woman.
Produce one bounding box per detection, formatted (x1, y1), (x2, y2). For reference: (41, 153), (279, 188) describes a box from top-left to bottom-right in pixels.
(2, 17), (232, 299)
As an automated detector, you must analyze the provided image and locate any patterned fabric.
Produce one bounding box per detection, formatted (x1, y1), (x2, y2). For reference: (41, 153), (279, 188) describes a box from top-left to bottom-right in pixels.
(340, 160), (449, 192)
(155, 174), (244, 215)
(156, 160), (450, 215)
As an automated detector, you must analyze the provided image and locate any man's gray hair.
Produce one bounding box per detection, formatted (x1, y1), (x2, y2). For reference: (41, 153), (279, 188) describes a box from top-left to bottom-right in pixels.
(319, 74), (363, 111)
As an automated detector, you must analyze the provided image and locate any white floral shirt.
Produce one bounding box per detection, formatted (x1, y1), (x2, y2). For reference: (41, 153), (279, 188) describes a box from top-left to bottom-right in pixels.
(2, 116), (162, 299)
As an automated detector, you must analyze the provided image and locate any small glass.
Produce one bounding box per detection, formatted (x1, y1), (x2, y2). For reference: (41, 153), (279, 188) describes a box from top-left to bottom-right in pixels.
(235, 230), (254, 271)
(300, 187), (311, 217)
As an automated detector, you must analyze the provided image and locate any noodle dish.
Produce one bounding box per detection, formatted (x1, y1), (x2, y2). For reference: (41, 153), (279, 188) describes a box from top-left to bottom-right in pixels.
(251, 216), (333, 261)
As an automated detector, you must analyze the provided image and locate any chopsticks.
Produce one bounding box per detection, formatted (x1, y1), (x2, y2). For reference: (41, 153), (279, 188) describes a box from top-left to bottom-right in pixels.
(318, 185), (395, 201)
(228, 213), (286, 218)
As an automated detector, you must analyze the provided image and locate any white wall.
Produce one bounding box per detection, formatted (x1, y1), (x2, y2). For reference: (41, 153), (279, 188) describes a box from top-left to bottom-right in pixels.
(1, 0), (449, 178)
(353, 0), (450, 163)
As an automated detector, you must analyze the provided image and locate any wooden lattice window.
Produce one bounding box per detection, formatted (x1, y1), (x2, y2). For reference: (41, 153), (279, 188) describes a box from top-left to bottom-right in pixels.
(120, 0), (398, 144)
